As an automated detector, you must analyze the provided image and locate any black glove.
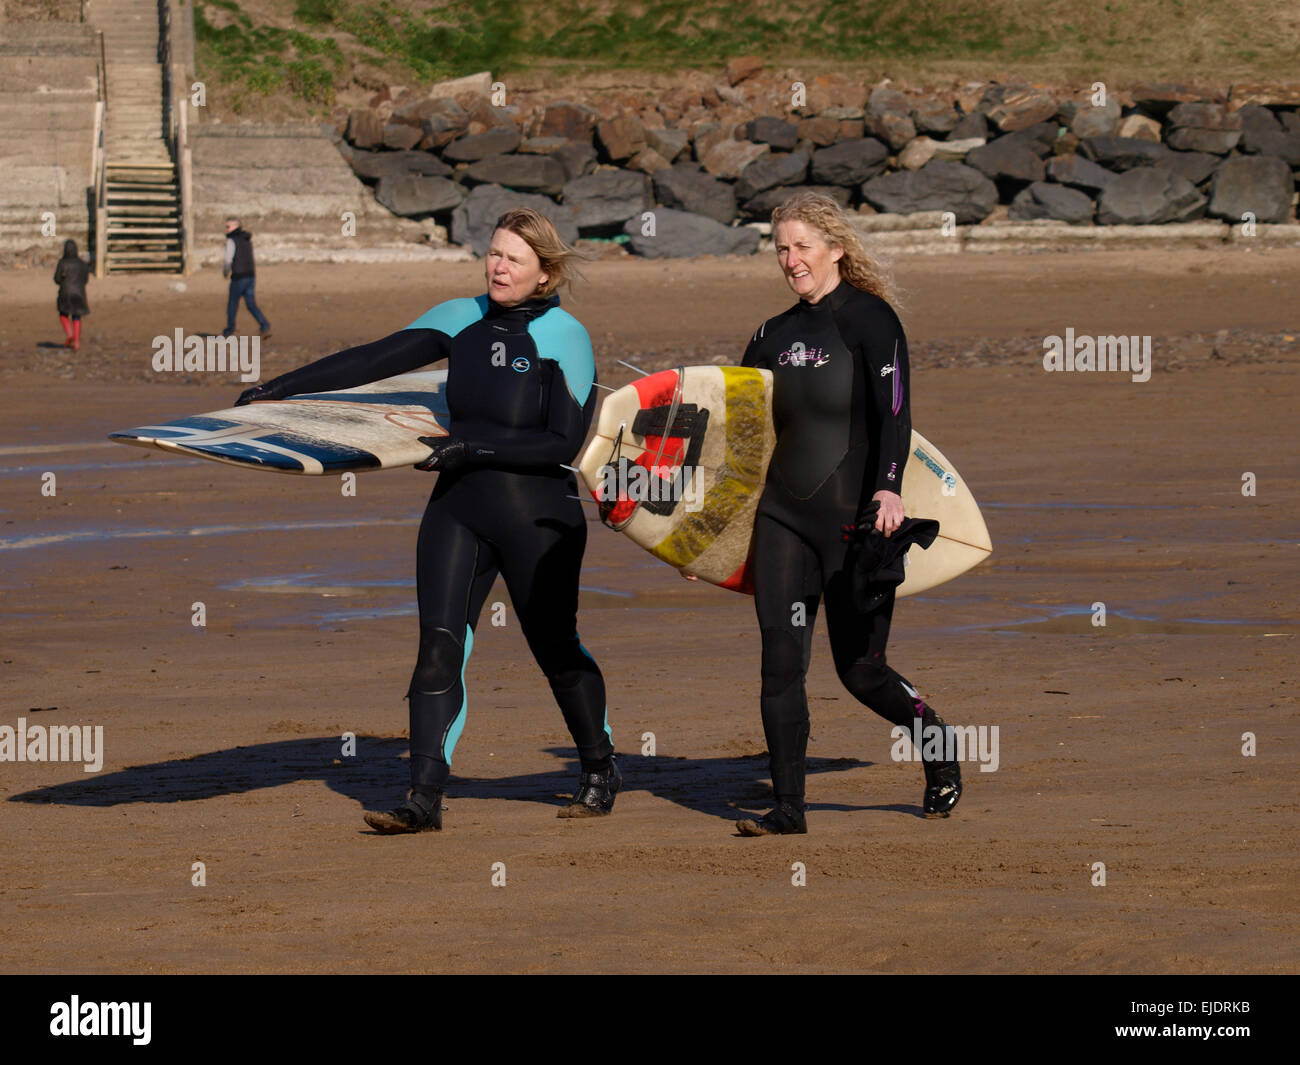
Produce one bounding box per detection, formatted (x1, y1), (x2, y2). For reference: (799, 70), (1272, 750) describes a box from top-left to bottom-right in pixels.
(414, 436), (473, 473)
(234, 381), (284, 406)
(841, 500), (882, 545)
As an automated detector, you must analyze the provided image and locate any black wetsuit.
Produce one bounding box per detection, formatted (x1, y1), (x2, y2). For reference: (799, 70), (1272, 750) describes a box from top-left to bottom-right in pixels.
(741, 280), (932, 805)
(254, 293), (613, 790)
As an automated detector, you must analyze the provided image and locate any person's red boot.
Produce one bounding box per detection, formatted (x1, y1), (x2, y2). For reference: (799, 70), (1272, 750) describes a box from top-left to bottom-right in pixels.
(60, 315), (73, 346)
(71, 318), (82, 352)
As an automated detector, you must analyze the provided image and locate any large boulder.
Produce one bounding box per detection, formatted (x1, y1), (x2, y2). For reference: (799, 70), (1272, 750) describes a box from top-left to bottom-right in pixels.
(1118, 114), (1163, 142)
(1238, 105), (1282, 141)
(442, 128), (521, 163)
(735, 149), (810, 200)
(348, 149), (452, 184)
(746, 117), (799, 151)
(810, 138), (889, 185)
(563, 170), (653, 231)
(912, 97), (960, 135)
(382, 121), (424, 151)
(625, 147), (673, 176)
(1009, 182), (1095, 224)
(596, 114), (647, 162)
(346, 109), (384, 150)
(980, 85), (1058, 132)
(645, 127), (690, 162)
(450, 184), (579, 254)
(1045, 153), (1117, 192)
(652, 163), (737, 225)
(1079, 135), (1171, 171)
(1165, 102), (1242, 154)
(1069, 100), (1121, 139)
(375, 175), (466, 217)
(622, 208), (760, 258)
(462, 154), (567, 197)
(949, 111), (990, 140)
(861, 160), (998, 223)
(1130, 83), (1197, 118)
(1096, 168), (1207, 224)
(931, 136), (987, 161)
(1208, 155), (1294, 223)
(702, 139), (769, 179)
(539, 101), (598, 142)
(389, 96), (471, 150)
(966, 136), (1046, 189)
(740, 184), (850, 221)
(1005, 121), (1061, 157)
(1241, 127), (1300, 168)
(797, 116), (840, 147)
(864, 110), (916, 151)
(1162, 150), (1222, 186)
(553, 142), (598, 182)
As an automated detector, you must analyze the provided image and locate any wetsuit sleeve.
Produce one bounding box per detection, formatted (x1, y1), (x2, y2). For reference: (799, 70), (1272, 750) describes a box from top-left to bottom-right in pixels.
(458, 357), (595, 470)
(741, 323), (770, 368)
(844, 298), (912, 498)
(251, 293), (492, 397)
(255, 328), (449, 398)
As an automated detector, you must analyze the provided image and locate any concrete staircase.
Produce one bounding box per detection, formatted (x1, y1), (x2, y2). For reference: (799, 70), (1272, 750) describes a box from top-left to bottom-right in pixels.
(91, 0), (183, 271)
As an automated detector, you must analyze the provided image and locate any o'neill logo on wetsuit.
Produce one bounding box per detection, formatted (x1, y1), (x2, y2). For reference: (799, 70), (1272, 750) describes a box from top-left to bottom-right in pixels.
(777, 341), (829, 367)
(511, 357), (530, 373)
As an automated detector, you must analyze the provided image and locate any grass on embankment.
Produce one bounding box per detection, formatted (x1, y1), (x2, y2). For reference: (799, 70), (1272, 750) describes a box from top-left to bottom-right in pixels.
(194, 0), (1300, 117)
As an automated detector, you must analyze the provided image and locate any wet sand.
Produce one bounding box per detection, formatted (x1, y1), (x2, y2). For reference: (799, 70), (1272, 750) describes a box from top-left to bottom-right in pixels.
(1, 248), (1297, 973)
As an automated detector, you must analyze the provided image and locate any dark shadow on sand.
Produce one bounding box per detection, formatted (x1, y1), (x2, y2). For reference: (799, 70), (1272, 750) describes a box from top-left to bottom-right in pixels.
(8, 737), (928, 822)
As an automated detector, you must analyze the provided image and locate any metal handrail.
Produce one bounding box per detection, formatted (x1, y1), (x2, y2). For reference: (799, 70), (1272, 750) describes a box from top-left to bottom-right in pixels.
(93, 31), (107, 277)
(159, 0), (173, 148)
(177, 59), (193, 275)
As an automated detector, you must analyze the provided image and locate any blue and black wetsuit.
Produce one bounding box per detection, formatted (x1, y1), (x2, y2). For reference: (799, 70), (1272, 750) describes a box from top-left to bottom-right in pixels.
(741, 280), (939, 807)
(254, 293), (613, 791)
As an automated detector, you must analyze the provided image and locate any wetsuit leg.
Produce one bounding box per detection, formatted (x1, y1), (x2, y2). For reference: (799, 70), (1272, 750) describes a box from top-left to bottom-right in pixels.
(408, 494), (499, 790)
(497, 504), (612, 768)
(823, 577), (926, 729)
(752, 513), (823, 806)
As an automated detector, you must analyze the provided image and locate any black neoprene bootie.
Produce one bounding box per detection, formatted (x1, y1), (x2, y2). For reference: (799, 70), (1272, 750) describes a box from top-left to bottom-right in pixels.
(736, 799), (808, 836)
(557, 756), (621, 817)
(363, 789), (443, 833)
(920, 706), (962, 818)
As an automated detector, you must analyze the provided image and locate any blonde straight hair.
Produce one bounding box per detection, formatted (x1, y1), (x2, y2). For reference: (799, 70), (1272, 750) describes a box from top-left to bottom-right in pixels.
(493, 207), (586, 299)
(771, 190), (901, 311)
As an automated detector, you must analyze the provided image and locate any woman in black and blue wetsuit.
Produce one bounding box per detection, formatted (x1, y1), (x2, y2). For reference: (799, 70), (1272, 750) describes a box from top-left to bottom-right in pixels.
(734, 191), (962, 836)
(236, 208), (618, 833)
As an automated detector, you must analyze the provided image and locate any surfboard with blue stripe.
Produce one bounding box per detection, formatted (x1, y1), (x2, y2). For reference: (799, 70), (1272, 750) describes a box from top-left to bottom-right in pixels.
(110, 370), (450, 475)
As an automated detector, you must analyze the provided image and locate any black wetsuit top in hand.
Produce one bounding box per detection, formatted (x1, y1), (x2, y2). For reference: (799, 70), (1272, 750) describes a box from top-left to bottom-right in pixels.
(741, 279), (911, 567)
(255, 293), (612, 790)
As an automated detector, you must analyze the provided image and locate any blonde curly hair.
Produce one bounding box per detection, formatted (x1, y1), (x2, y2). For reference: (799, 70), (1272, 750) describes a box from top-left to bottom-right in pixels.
(770, 190), (901, 311)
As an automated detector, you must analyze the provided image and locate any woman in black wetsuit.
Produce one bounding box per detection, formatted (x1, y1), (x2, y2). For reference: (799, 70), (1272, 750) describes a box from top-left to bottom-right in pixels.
(236, 208), (618, 833)
(734, 190), (962, 836)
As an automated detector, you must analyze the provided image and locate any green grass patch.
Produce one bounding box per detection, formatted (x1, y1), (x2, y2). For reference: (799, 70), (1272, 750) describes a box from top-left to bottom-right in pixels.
(195, 0), (346, 106)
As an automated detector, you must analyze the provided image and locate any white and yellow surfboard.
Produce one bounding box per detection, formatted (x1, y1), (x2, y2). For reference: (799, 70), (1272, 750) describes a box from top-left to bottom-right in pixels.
(578, 365), (991, 596)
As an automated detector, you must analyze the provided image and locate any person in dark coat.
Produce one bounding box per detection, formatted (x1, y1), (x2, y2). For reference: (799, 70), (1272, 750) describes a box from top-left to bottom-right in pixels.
(53, 239), (91, 351)
(222, 217), (271, 338)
